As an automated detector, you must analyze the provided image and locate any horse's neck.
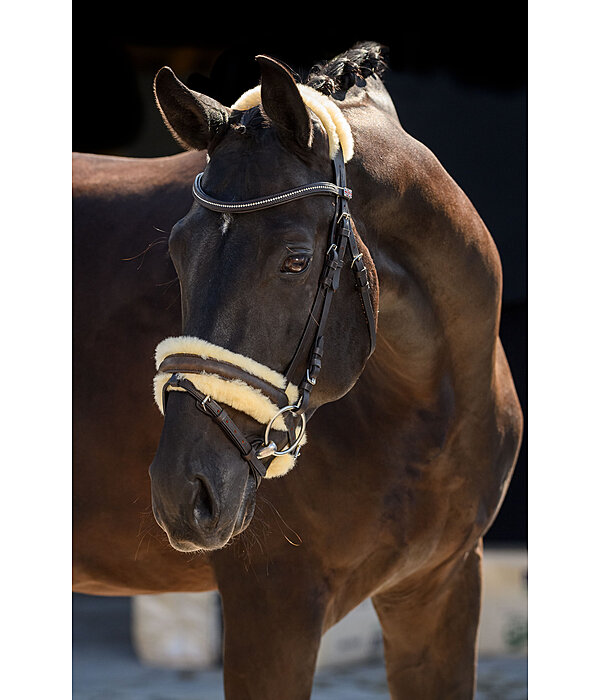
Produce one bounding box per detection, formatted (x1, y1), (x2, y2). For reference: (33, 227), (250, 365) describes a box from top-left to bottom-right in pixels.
(371, 249), (448, 406)
(347, 89), (503, 413)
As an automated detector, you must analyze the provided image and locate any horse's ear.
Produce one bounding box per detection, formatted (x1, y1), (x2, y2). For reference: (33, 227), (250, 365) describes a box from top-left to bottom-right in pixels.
(154, 67), (231, 151)
(256, 55), (312, 152)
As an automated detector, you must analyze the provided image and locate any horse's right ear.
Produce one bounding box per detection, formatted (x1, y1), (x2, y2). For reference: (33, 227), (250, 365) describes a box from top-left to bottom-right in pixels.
(154, 67), (231, 151)
(256, 55), (312, 153)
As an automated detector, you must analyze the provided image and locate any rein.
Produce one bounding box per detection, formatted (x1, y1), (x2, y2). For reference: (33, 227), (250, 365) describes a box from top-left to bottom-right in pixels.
(156, 135), (377, 482)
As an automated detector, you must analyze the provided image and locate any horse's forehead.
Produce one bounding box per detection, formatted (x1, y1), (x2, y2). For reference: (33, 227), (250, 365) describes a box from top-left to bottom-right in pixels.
(210, 135), (305, 183)
(181, 194), (321, 249)
(191, 151), (331, 236)
(209, 113), (330, 186)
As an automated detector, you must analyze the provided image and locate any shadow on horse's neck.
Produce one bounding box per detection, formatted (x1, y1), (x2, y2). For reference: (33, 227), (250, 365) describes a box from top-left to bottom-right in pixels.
(374, 249), (447, 402)
(349, 149), (501, 418)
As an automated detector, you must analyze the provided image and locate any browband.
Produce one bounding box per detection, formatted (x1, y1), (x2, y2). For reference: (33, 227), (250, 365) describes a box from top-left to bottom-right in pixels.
(193, 172), (352, 213)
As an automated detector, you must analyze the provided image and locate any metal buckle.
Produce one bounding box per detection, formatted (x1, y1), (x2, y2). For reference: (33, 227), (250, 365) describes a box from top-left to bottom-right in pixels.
(255, 441), (278, 460)
(351, 252), (364, 268)
(306, 368), (317, 386)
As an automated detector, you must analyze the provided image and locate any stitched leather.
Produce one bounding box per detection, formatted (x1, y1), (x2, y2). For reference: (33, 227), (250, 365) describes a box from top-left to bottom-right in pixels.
(164, 375), (267, 479)
(284, 151), (377, 410)
(193, 172), (351, 213)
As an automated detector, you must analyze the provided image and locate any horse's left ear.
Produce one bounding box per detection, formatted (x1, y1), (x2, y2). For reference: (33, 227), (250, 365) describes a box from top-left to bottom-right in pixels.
(154, 67), (231, 151)
(256, 55), (313, 152)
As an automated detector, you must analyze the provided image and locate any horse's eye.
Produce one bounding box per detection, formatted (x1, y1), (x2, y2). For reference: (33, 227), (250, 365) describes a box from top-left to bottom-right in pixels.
(281, 254), (311, 274)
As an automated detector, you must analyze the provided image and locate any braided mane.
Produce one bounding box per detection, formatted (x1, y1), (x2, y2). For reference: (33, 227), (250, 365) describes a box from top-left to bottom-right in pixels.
(306, 41), (388, 97)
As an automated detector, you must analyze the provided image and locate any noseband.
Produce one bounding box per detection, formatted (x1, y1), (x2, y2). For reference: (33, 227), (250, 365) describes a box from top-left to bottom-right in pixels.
(156, 115), (377, 482)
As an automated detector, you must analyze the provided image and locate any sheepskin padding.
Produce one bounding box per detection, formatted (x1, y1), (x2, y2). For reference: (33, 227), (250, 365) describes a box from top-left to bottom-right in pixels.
(264, 432), (308, 478)
(154, 335), (299, 430)
(154, 337), (308, 479)
(154, 370), (293, 433)
(231, 84), (354, 162)
(154, 370), (306, 478)
(155, 336), (293, 393)
(154, 375), (307, 479)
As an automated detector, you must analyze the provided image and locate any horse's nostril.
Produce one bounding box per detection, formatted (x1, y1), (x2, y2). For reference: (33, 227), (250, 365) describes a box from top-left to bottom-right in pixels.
(193, 478), (216, 524)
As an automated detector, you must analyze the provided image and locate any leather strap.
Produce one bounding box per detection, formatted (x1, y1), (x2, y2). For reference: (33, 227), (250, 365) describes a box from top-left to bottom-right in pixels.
(347, 219), (377, 356)
(193, 173), (352, 213)
(158, 354), (290, 409)
(163, 374), (267, 480)
(284, 151), (377, 412)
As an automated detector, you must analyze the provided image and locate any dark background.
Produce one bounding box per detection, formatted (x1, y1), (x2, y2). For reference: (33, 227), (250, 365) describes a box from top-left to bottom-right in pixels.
(73, 10), (527, 543)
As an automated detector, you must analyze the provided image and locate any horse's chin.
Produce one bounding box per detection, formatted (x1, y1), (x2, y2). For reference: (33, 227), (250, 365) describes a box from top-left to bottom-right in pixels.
(165, 521), (237, 552)
(166, 537), (207, 553)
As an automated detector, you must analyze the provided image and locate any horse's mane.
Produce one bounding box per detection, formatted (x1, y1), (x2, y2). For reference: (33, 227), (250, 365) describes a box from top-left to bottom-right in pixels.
(305, 42), (388, 97)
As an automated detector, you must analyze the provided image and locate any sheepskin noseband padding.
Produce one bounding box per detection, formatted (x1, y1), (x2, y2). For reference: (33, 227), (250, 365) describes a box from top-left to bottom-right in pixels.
(231, 84), (354, 162)
(153, 336), (305, 478)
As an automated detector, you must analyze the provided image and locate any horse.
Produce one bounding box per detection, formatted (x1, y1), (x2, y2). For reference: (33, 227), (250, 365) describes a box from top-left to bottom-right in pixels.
(73, 42), (523, 699)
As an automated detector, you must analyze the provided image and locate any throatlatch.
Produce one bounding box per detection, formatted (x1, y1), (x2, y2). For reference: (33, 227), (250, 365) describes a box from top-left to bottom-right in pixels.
(154, 85), (377, 480)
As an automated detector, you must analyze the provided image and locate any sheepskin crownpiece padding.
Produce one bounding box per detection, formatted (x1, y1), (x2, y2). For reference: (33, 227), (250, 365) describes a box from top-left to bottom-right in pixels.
(153, 336), (299, 433)
(231, 84), (354, 162)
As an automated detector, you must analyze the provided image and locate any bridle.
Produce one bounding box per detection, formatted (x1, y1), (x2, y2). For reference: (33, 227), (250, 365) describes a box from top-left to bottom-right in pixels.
(158, 148), (377, 482)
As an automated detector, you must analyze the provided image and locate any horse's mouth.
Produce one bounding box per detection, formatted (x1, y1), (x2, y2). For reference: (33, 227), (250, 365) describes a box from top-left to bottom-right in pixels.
(160, 489), (257, 553)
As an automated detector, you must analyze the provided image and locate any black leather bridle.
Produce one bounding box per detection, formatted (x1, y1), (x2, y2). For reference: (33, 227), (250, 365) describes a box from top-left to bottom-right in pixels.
(161, 150), (377, 481)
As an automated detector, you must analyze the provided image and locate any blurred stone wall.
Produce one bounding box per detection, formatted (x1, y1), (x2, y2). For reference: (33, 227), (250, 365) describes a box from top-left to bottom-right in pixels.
(132, 548), (527, 669)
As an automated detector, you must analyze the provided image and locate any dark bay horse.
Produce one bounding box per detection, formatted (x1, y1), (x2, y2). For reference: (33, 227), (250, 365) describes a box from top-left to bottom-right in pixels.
(73, 43), (522, 699)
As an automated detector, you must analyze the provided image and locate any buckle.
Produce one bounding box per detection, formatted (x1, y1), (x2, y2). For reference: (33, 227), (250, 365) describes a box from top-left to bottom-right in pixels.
(351, 252), (364, 268)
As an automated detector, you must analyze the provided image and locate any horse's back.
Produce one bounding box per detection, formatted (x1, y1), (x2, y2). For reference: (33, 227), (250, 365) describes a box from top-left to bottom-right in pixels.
(74, 150), (204, 195)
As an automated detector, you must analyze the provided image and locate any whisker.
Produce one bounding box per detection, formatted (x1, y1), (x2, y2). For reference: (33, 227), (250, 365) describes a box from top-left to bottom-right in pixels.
(157, 276), (179, 288)
(260, 496), (303, 546)
(122, 237), (169, 271)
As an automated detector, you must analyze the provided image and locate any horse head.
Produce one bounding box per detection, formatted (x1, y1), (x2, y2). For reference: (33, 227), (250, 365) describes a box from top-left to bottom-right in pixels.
(149, 55), (378, 552)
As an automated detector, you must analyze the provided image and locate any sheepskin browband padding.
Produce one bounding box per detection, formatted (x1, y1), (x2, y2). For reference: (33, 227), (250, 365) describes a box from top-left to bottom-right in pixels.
(153, 336), (299, 432)
(231, 84), (354, 162)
